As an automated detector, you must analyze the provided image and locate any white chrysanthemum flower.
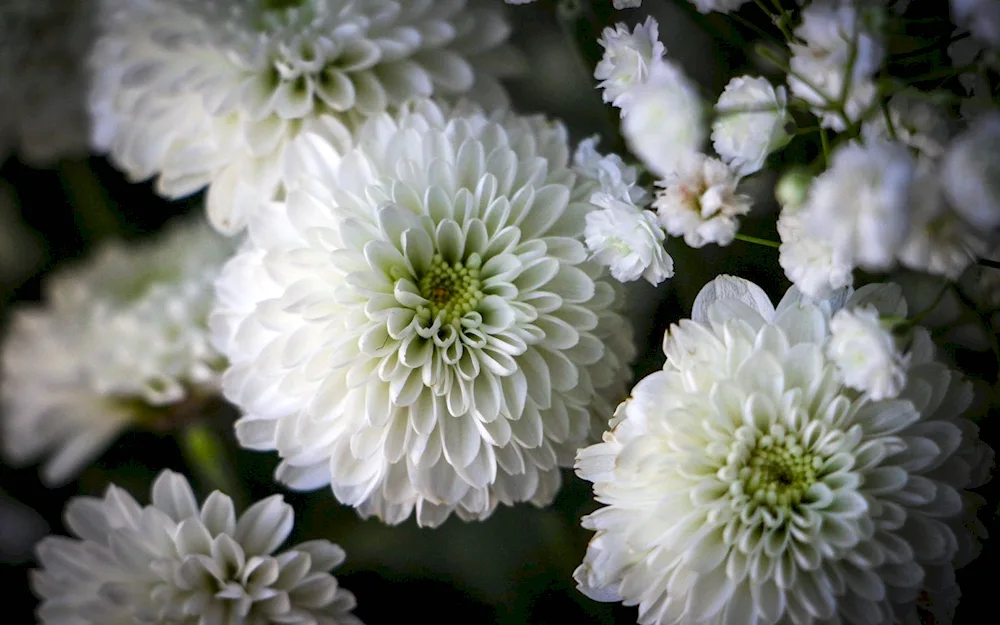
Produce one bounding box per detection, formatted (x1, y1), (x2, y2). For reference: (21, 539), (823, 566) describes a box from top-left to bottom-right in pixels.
(801, 141), (915, 271)
(828, 304), (908, 400)
(32, 470), (361, 625)
(788, 2), (884, 131)
(585, 192), (673, 285)
(0, 0), (92, 165)
(90, 0), (519, 235)
(687, 0), (751, 14)
(942, 112), (1000, 231)
(595, 17), (665, 111)
(573, 135), (649, 205)
(1, 219), (233, 485)
(574, 275), (993, 625)
(861, 94), (950, 162)
(652, 153), (751, 248)
(212, 100), (636, 527)
(952, 0), (1000, 46)
(622, 61), (705, 177)
(712, 76), (792, 177)
(897, 174), (986, 280)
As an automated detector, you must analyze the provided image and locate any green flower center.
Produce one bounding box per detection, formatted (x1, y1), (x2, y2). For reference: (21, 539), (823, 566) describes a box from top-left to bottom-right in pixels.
(417, 253), (484, 323)
(739, 429), (821, 508)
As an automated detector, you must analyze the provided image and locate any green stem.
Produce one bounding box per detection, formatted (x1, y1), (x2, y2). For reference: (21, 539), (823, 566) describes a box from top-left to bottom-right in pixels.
(734, 233), (781, 249)
(181, 424), (247, 508)
(753, 0), (793, 41)
(58, 159), (120, 244)
(819, 127), (831, 168)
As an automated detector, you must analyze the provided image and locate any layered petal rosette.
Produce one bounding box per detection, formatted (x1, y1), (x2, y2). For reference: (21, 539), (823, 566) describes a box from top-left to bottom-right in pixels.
(575, 276), (991, 625)
(212, 100), (636, 527)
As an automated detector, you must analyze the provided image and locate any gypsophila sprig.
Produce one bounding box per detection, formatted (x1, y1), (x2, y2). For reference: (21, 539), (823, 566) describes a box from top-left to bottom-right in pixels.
(584, 192), (673, 285)
(712, 76), (793, 177)
(212, 99), (636, 527)
(575, 276), (992, 625)
(1, 219), (234, 485)
(32, 470), (362, 625)
(595, 16), (665, 111)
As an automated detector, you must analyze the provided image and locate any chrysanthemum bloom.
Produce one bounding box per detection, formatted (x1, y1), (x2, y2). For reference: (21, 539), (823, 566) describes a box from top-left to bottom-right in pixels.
(788, 1), (884, 131)
(90, 0), (520, 235)
(575, 275), (992, 625)
(584, 192), (673, 285)
(712, 76), (792, 177)
(653, 154), (751, 248)
(32, 470), (361, 625)
(0, 0), (92, 165)
(941, 112), (1000, 231)
(1, 219), (233, 485)
(212, 100), (636, 527)
(595, 17), (665, 111)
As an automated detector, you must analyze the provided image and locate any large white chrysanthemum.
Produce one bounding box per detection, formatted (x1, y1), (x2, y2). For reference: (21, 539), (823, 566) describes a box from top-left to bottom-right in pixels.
(1, 219), (234, 485)
(32, 470), (361, 625)
(575, 276), (992, 625)
(90, 0), (520, 235)
(212, 100), (636, 527)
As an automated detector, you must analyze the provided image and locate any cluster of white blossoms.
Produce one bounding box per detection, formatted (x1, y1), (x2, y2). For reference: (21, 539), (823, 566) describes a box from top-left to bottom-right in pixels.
(575, 276), (992, 625)
(33, 470), (361, 624)
(211, 99), (636, 527)
(1, 219), (233, 485)
(90, 0), (521, 234)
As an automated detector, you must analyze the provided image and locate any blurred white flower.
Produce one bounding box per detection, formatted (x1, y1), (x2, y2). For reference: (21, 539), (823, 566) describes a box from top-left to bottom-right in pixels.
(687, 0), (751, 14)
(712, 76), (792, 177)
(90, 0), (519, 235)
(0, 0), (92, 165)
(572, 135), (649, 205)
(212, 100), (635, 527)
(595, 16), (665, 110)
(802, 141), (915, 271)
(1, 219), (233, 485)
(778, 206), (855, 300)
(652, 153), (751, 247)
(828, 304), (908, 400)
(584, 192), (673, 285)
(942, 111), (1000, 231)
(861, 94), (950, 162)
(788, 1), (884, 131)
(952, 0), (1000, 46)
(32, 470), (361, 625)
(622, 61), (705, 177)
(575, 275), (992, 625)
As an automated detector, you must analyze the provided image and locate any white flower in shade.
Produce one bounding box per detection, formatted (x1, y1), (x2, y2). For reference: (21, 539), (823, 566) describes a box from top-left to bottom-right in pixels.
(802, 141), (915, 271)
(777, 207), (855, 300)
(687, 0), (751, 14)
(622, 61), (705, 177)
(574, 275), (993, 625)
(652, 153), (751, 248)
(952, 0), (1000, 46)
(788, 2), (884, 131)
(861, 94), (950, 162)
(896, 175), (987, 280)
(0, 0), (92, 165)
(595, 17), (665, 110)
(573, 135), (649, 205)
(32, 470), (361, 625)
(712, 76), (792, 177)
(1, 219), (233, 485)
(828, 304), (908, 400)
(584, 192), (673, 285)
(212, 100), (636, 527)
(942, 112), (1000, 231)
(90, 0), (520, 235)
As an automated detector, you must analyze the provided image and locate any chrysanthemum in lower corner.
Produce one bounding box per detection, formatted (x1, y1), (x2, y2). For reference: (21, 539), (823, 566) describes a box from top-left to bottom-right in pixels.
(1, 219), (234, 485)
(574, 275), (992, 625)
(212, 99), (636, 527)
(32, 470), (361, 625)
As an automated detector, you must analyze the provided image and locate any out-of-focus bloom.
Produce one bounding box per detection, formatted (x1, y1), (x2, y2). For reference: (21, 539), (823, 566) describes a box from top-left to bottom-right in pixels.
(802, 141), (915, 271)
(0, 0), (92, 165)
(861, 94), (951, 162)
(32, 470), (361, 625)
(212, 100), (636, 527)
(687, 0), (751, 14)
(941, 112), (1000, 231)
(652, 154), (751, 248)
(1, 219), (233, 485)
(622, 61), (705, 177)
(828, 304), (908, 400)
(952, 0), (1000, 46)
(573, 135), (648, 205)
(90, 0), (520, 235)
(595, 17), (665, 110)
(788, 2), (884, 131)
(711, 76), (792, 176)
(575, 275), (992, 625)
(585, 192), (673, 285)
